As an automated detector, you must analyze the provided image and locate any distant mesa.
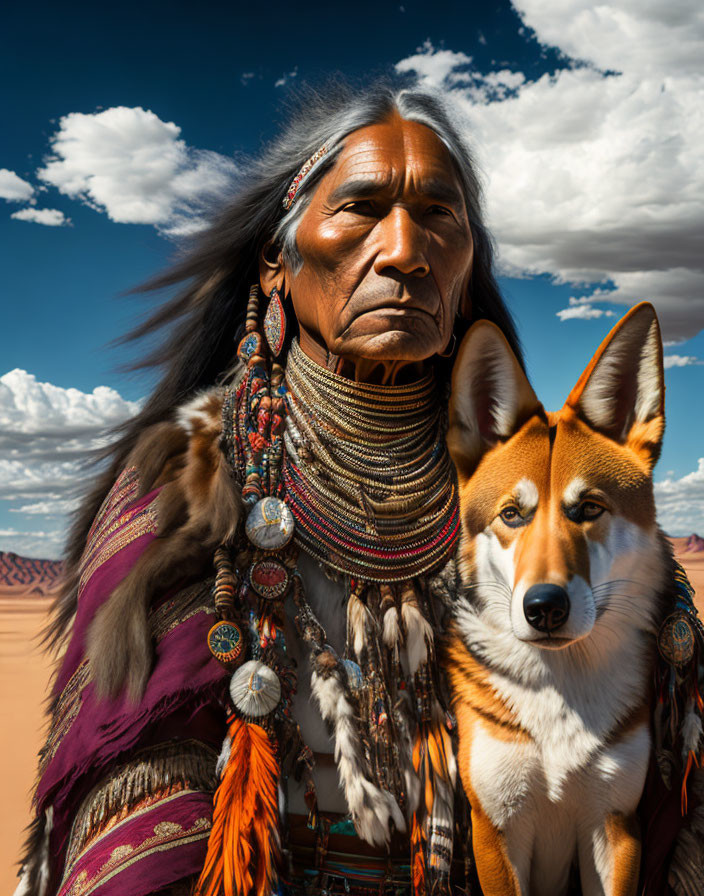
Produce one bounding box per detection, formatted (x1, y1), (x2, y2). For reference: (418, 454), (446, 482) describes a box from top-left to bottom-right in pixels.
(0, 551), (63, 597)
(684, 534), (704, 553)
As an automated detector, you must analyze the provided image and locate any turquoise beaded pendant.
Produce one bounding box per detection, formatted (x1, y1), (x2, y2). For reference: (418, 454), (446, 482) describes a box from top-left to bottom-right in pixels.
(207, 620), (244, 667)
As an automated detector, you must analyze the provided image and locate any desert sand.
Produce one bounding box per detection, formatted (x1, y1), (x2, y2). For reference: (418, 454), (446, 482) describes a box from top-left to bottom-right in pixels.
(1, 592), (55, 893)
(1, 545), (702, 892)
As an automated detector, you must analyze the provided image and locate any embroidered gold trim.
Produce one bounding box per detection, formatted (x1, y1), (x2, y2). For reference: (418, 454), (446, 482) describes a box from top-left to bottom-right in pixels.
(78, 467), (158, 598)
(60, 790), (211, 896)
(150, 580), (216, 643)
(38, 659), (91, 778)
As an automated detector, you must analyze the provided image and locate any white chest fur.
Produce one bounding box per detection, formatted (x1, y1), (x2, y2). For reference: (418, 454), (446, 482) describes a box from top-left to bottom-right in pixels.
(455, 600), (653, 893)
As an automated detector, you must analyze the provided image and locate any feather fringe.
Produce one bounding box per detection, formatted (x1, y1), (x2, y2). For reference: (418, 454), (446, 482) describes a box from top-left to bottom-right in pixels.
(195, 719), (280, 896)
(310, 659), (405, 847)
(682, 698), (703, 763)
(347, 590), (372, 661)
(411, 708), (457, 893)
(401, 584), (434, 676)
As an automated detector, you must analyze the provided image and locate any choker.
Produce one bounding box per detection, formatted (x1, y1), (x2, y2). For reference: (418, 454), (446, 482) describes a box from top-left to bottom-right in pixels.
(283, 338), (460, 582)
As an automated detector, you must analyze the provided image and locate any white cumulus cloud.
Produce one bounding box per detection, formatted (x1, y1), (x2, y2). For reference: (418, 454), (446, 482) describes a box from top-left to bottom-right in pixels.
(663, 354), (703, 369)
(396, 41), (473, 89)
(395, 1), (704, 342)
(0, 370), (140, 558)
(556, 298), (616, 321)
(513, 0), (704, 77)
(656, 458), (704, 536)
(11, 207), (69, 226)
(0, 168), (35, 202)
(37, 106), (237, 236)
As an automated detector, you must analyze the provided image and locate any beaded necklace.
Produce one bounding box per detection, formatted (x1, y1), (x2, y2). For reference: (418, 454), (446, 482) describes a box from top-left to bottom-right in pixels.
(283, 339), (460, 582)
(197, 286), (459, 896)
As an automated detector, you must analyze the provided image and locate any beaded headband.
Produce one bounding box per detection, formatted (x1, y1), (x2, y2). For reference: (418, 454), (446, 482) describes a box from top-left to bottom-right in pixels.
(282, 142), (329, 210)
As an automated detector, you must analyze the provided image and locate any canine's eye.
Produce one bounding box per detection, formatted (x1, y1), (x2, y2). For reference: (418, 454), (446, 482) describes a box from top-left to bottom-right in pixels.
(580, 501), (605, 521)
(499, 506), (524, 528)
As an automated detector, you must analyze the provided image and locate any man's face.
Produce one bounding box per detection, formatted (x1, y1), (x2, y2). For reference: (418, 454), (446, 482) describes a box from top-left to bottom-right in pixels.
(265, 114), (474, 373)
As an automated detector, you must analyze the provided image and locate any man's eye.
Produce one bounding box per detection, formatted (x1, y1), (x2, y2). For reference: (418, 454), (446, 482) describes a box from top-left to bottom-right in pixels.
(499, 506), (524, 527)
(426, 205), (452, 217)
(341, 200), (375, 215)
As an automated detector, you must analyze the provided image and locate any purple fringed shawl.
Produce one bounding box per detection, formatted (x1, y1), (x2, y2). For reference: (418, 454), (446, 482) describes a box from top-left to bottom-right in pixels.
(35, 468), (229, 896)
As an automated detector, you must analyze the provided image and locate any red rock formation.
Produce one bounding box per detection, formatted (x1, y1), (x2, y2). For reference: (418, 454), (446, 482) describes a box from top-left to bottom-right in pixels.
(0, 551), (63, 596)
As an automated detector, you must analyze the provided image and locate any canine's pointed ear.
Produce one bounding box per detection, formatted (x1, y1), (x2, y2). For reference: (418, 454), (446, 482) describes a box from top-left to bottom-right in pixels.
(448, 321), (541, 482)
(565, 302), (664, 470)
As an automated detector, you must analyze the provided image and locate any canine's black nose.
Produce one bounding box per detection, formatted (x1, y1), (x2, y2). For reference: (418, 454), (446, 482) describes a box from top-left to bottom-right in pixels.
(523, 584), (570, 633)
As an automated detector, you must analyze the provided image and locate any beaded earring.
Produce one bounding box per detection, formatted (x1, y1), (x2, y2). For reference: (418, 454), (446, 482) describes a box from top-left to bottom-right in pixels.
(263, 286), (287, 357)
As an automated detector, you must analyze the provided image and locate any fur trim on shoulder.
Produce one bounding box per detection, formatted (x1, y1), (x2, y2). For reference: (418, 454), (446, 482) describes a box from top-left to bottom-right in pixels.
(88, 387), (241, 702)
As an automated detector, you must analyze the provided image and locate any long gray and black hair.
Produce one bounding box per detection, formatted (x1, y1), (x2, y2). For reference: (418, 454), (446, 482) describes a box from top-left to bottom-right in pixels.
(54, 77), (522, 639)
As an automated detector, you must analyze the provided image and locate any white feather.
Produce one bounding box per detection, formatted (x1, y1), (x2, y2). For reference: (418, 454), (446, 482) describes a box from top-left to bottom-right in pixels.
(14, 808), (52, 896)
(382, 605), (401, 648)
(311, 668), (405, 846)
(215, 734), (232, 778)
(278, 782), (287, 822)
(13, 871), (30, 896)
(427, 774), (455, 876)
(347, 594), (371, 660)
(401, 602), (433, 675)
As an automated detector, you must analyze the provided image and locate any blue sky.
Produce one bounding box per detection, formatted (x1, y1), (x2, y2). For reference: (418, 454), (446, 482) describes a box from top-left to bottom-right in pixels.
(1, 0), (703, 557)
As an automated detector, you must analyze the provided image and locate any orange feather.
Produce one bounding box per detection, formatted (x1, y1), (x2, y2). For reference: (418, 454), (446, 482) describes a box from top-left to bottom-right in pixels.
(411, 727), (429, 896)
(195, 718), (280, 896)
(411, 811), (428, 896)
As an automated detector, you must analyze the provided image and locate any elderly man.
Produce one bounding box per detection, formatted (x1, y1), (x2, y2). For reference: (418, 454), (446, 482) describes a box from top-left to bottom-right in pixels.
(15, 77), (704, 896)
(19, 80), (518, 896)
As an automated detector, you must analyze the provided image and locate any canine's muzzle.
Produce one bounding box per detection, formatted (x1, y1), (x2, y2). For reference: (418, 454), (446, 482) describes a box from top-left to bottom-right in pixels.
(523, 584), (570, 633)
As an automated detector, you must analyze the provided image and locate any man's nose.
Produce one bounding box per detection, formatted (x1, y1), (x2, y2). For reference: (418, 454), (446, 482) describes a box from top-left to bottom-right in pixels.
(373, 207), (430, 277)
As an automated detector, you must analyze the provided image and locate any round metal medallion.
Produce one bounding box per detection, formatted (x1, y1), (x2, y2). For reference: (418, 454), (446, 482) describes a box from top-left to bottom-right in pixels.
(658, 612), (695, 668)
(245, 497), (295, 550)
(207, 620), (244, 666)
(250, 558), (290, 600)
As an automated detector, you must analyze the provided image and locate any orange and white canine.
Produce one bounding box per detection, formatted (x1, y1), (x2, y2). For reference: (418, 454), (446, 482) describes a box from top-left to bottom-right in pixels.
(445, 303), (671, 896)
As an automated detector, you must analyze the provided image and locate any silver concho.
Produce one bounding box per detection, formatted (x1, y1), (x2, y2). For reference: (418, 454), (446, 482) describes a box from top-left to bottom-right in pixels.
(245, 497), (295, 550)
(229, 660), (281, 717)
